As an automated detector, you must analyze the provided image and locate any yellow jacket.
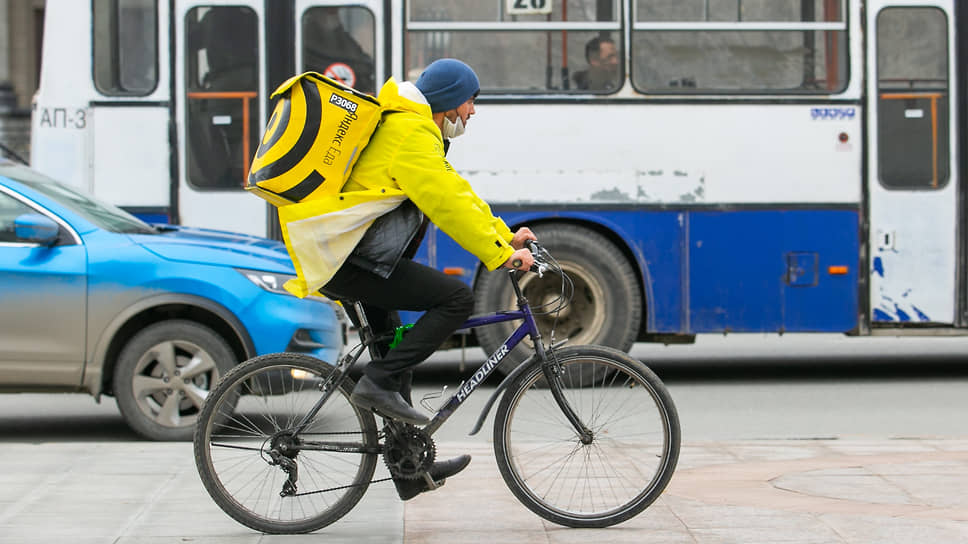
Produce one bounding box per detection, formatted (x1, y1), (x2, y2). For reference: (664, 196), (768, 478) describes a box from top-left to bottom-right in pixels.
(279, 77), (514, 298)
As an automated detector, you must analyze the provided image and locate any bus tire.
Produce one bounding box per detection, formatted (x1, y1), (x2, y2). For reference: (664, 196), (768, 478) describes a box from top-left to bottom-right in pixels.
(474, 224), (642, 376)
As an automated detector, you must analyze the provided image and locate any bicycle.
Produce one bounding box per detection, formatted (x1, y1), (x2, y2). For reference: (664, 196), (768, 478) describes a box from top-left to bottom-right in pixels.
(193, 241), (680, 533)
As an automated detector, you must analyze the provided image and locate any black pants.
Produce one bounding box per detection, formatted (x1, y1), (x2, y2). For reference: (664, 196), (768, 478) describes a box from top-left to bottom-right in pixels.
(321, 259), (475, 393)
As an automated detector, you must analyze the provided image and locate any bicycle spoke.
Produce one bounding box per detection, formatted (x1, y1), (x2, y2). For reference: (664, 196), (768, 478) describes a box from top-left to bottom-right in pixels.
(194, 355), (378, 534)
(494, 347), (680, 528)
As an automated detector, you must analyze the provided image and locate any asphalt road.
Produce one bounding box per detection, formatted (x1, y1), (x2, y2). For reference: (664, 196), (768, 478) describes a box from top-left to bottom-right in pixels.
(1, 333), (967, 444)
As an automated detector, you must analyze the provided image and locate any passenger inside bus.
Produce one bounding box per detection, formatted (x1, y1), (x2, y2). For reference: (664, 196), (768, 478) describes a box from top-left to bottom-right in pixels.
(573, 35), (620, 91)
(302, 8), (376, 94)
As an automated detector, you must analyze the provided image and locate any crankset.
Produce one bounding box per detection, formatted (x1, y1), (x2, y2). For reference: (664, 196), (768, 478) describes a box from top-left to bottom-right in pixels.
(382, 423), (436, 480)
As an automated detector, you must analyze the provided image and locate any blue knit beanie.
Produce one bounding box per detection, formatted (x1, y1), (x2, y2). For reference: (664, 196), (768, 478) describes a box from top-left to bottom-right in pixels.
(415, 59), (480, 113)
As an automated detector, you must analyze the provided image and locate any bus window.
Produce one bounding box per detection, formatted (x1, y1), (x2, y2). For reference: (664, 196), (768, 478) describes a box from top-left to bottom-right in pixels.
(406, 0), (623, 94)
(302, 7), (376, 95)
(184, 6), (259, 190)
(876, 8), (949, 191)
(93, 0), (158, 96)
(632, 0), (848, 93)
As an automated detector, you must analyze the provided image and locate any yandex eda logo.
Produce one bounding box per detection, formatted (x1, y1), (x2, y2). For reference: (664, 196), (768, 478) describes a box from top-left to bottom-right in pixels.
(324, 93), (362, 166)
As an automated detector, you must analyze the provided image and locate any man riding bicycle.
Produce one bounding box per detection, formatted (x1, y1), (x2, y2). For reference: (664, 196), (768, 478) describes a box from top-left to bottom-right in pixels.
(309, 59), (535, 500)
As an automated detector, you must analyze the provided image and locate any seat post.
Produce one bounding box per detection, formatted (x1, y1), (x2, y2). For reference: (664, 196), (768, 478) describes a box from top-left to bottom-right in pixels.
(349, 301), (383, 360)
(352, 301), (370, 330)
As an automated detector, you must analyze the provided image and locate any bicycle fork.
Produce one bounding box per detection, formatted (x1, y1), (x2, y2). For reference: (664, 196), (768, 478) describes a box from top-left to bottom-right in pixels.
(542, 360), (594, 444)
(514, 272), (593, 444)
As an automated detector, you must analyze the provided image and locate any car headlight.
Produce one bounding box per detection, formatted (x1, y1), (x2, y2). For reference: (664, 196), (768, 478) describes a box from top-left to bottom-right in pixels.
(237, 269), (296, 296)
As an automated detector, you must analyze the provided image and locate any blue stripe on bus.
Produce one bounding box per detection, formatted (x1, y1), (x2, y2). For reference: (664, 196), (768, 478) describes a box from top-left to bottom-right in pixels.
(131, 212), (170, 224)
(120, 207), (170, 225)
(686, 209), (859, 333)
(406, 207), (860, 336)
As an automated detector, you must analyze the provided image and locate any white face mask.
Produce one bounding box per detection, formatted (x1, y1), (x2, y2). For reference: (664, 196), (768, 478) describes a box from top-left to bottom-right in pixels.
(442, 114), (465, 139)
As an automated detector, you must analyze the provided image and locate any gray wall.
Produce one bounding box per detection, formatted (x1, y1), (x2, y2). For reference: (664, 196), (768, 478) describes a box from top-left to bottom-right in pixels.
(0, 0), (44, 163)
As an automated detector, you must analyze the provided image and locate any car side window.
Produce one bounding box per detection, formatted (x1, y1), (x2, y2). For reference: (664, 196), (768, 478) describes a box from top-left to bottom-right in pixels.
(0, 191), (37, 243)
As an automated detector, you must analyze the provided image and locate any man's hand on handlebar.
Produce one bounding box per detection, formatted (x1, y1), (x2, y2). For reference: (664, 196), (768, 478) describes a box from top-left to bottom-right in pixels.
(511, 227), (537, 250)
(503, 248), (534, 271)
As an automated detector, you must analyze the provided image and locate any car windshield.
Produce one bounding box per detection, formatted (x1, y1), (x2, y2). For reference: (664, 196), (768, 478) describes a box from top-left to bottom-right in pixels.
(0, 161), (156, 234)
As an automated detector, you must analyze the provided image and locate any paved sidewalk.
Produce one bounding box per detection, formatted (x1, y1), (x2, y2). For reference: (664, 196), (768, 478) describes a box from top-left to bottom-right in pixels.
(410, 439), (968, 544)
(1, 438), (966, 543)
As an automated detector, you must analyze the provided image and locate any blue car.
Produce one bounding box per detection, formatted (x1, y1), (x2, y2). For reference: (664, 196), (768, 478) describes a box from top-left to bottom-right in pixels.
(0, 159), (344, 440)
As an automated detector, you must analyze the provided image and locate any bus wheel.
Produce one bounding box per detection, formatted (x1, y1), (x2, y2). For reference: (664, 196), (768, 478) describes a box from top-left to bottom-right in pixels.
(474, 224), (642, 377)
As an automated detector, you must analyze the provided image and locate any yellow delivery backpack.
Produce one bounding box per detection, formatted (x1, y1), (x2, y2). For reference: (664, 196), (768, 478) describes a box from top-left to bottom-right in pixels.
(246, 72), (383, 206)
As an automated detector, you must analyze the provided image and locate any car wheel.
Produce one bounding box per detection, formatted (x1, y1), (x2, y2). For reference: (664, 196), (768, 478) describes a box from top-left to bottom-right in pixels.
(474, 224), (642, 377)
(114, 319), (236, 441)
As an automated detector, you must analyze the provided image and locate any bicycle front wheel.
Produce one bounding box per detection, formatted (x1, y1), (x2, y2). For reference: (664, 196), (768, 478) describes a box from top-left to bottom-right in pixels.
(193, 353), (379, 534)
(493, 345), (680, 528)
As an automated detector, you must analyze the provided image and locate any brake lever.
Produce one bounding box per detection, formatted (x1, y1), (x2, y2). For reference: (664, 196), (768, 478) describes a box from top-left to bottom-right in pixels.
(513, 240), (548, 276)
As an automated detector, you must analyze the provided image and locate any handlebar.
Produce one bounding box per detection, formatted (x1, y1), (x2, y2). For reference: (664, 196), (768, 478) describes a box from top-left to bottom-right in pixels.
(511, 239), (551, 276)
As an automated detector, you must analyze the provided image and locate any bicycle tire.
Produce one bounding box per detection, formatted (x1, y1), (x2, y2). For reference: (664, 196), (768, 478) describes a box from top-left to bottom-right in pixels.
(493, 345), (680, 528)
(193, 353), (379, 534)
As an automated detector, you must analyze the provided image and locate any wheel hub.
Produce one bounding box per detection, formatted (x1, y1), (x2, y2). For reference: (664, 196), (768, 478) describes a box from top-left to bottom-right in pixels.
(270, 432), (301, 460)
(134, 339), (217, 428)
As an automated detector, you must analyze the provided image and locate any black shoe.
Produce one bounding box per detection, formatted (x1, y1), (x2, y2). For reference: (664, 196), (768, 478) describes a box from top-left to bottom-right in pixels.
(394, 454), (472, 501)
(350, 376), (430, 426)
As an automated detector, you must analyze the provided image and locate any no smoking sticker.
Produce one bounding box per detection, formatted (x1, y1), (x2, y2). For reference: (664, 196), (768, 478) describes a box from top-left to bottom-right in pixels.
(324, 62), (356, 88)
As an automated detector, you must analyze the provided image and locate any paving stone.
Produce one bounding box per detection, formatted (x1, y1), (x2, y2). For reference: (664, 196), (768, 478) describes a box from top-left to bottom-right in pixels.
(1, 438), (968, 542)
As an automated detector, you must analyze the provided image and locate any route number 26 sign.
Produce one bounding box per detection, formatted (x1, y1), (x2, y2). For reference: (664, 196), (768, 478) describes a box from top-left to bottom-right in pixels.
(507, 0), (552, 15)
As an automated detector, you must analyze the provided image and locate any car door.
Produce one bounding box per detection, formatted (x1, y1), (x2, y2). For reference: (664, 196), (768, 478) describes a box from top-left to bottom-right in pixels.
(0, 187), (87, 387)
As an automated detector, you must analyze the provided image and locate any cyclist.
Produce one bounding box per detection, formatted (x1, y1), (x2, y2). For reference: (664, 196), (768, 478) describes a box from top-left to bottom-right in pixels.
(316, 58), (535, 500)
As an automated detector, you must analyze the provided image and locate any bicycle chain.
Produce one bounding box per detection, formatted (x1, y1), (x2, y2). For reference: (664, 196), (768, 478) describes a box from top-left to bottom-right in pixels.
(292, 476), (394, 497)
(284, 428), (437, 496)
(266, 430), (385, 497)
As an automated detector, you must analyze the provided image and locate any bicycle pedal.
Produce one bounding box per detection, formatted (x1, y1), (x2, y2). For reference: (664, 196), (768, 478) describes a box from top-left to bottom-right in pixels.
(421, 472), (444, 491)
(419, 385), (448, 412)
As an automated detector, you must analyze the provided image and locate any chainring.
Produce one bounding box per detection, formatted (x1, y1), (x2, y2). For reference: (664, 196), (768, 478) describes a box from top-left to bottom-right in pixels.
(382, 424), (436, 480)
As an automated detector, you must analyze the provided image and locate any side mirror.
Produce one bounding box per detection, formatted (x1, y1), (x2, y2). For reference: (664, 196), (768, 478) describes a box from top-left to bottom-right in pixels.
(14, 213), (60, 246)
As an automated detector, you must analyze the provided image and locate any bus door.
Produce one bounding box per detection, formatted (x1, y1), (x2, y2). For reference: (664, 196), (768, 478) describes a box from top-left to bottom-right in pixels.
(175, 1), (266, 236)
(88, 0), (171, 222)
(294, 1), (382, 97)
(174, 1), (382, 238)
(260, 1), (383, 236)
(867, 1), (958, 326)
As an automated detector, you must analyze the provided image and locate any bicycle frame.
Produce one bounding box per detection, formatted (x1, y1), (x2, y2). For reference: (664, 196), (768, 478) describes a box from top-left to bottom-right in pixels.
(422, 281), (544, 436)
(291, 267), (591, 449)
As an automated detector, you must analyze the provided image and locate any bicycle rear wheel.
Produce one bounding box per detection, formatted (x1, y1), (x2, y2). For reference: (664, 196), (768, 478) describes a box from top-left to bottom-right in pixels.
(493, 345), (680, 528)
(193, 353), (378, 534)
